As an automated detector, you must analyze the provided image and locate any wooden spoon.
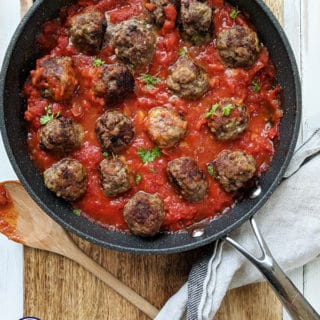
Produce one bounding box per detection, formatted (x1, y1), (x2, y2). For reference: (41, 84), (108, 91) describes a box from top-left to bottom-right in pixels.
(0, 181), (159, 319)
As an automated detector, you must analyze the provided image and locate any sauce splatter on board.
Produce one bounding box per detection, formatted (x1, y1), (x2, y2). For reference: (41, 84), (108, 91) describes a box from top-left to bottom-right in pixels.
(0, 183), (22, 243)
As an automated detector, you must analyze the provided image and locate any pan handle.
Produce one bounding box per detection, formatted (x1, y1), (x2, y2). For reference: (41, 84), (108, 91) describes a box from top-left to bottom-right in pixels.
(225, 217), (320, 320)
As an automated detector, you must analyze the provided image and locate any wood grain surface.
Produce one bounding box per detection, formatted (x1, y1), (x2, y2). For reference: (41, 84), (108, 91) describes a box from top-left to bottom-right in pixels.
(23, 0), (284, 319)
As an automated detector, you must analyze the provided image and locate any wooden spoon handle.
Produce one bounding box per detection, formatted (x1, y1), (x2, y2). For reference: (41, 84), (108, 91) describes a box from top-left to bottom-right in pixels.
(67, 245), (159, 319)
(1, 181), (159, 318)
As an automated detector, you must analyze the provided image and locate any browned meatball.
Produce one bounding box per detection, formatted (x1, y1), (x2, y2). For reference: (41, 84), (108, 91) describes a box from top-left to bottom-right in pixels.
(206, 101), (249, 141)
(39, 117), (83, 153)
(69, 11), (107, 55)
(146, 0), (179, 27)
(31, 56), (78, 101)
(94, 63), (135, 106)
(98, 157), (133, 197)
(180, 0), (213, 44)
(167, 157), (207, 202)
(95, 111), (134, 153)
(43, 158), (87, 201)
(113, 18), (156, 69)
(212, 150), (256, 192)
(145, 107), (188, 148)
(167, 55), (209, 100)
(216, 26), (260, 68)
(123, 191), (165, 237)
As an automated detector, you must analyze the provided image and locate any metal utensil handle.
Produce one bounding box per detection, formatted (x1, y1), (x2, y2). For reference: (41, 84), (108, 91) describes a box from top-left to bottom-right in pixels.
(225, 217), (320, 320)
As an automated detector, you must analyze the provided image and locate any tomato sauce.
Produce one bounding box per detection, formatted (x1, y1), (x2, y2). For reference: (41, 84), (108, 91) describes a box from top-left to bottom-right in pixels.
(24, 0), (282, 232)
(0, 183), (22, 242)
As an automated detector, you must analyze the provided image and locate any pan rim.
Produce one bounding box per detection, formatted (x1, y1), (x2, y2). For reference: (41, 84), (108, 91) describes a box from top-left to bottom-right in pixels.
(0, 0), (301, 254)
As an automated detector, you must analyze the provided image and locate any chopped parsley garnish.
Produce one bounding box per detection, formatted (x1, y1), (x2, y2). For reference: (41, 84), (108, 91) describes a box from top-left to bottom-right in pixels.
(93, 58), (105, 67)
(135, 174), (142, 183)
(207, 164), (215, 176)
(222, 104), (234, 117)
(178, 48), (187, 56)
(141, 73), (161, 89)
(40, 106), (60, 125)
(252, 79), (261, 92)
(102, 152), (109, 158)
(137, 146), (161, 163)
(230, 9), (240, 19)
(205, 104), (220, 118)
(73, 209), (81, 216)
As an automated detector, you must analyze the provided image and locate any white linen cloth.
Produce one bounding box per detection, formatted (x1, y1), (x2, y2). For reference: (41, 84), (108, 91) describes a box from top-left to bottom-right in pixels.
(156, 129), (320, 320)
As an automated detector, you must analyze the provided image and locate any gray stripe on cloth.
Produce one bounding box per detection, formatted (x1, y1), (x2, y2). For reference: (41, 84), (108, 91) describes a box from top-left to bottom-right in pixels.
(187, 240), (223, 320)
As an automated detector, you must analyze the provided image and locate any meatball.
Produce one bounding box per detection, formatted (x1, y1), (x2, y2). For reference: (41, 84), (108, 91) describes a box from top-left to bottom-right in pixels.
(94, 63), (135, 106)
(180, 0), (213, 44)
(98, 157), (133, 197)
(216, 26), (260, 68)
(113, 18), (156, 69)
(207, 101), (250, 141)
(167, 55), (209, 100)
(95, 111), (135, 153)
(167, 157), (207, 203)
(123, 191), (165, 237)
(69, 11), (107, 55)
(40, 117), (83, 153)
(146, 107), (188, 148)
(43, 158), (87, 201)
(212, 150), (256, 192)
(31, 56), (78, 101)
(146, 0), (179, 27)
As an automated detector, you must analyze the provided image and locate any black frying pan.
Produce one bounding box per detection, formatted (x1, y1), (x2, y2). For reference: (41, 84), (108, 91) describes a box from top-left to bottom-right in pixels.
(4, 1), (320, 318)
(0, 0), (301, 255)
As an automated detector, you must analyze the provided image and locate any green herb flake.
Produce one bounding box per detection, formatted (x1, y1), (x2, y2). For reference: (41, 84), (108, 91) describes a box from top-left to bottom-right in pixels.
(137, 146), (162, 163)
(141, 73), (161, 89)
(205, 104), (220, 118)
(207, 164), (215, 176)
(73, 209), (81, 216)
(222, 104), (233, 117)
(135, 174), (142, 183)
(251, 79), (261, 92)
(149, 167), (157, 173)
(230, 9), (240, 19)
(102, 152), (109, 158)
(93, 58), (105, 67)
(40, 106), (60, 125)
(178, 48), (187, 56)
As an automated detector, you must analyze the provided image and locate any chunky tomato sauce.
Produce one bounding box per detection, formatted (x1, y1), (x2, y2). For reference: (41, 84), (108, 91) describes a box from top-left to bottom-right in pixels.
(24, 0), (282, 232)
(0, 183), (22, 242)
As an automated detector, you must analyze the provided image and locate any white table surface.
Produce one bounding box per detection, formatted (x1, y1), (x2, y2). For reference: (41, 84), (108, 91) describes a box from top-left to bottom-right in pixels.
(0, 0), (319, 319)
(0, 1), (24, 319)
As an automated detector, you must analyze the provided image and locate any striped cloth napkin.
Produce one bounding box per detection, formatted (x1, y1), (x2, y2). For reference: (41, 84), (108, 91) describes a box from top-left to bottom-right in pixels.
(156, 129), (320, 320)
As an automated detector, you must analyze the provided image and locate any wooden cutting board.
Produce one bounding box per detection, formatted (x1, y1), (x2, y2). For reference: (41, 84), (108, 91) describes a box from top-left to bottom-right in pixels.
(22, 1), (284, 319)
